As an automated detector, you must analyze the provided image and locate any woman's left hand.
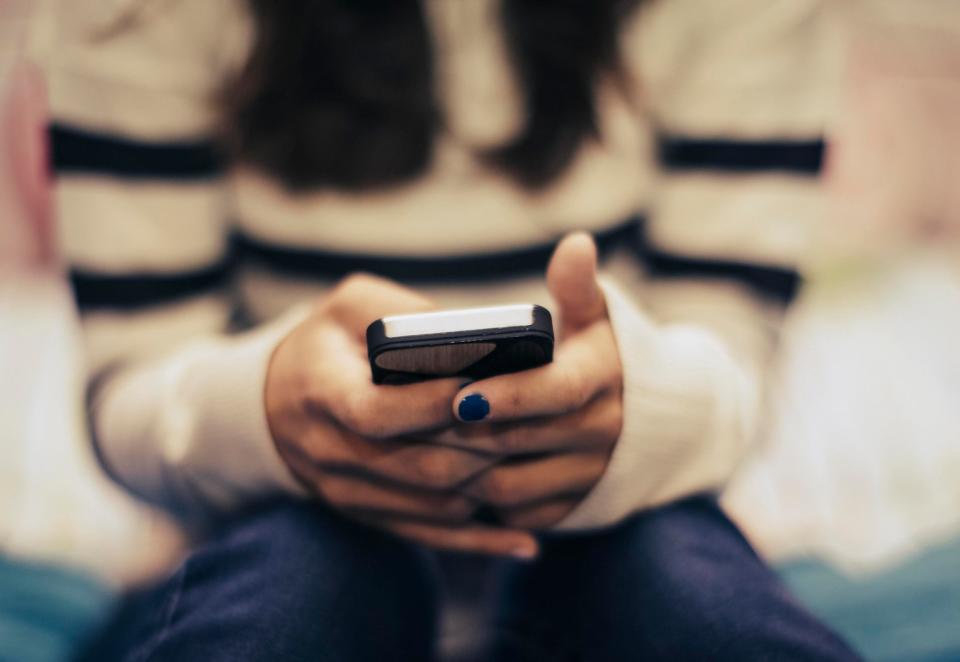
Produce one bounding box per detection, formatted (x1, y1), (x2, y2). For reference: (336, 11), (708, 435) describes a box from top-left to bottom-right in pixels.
(425, 233), (624, 529)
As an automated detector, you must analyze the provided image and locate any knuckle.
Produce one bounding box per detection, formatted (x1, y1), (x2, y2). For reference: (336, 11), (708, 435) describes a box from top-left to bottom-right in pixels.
(590, 395), (623, 444)
(338, 404), (366, 435)
(526, 512), (561, 530)
(560, 368), (590, 412)
(437, 496), (475, 522)
(500, 503), (570, 530)
(341, 394), (387, 438)
(479, 471), (516, 506)
(326, 273), (380, 319)
(355, 419), (390, 440)
(337, 272), (376, 297)
(301, 371), (330, 413)
(500, 509), (538, 530)
(414, 451), (457, 488)
(291, 429), (327, 466)
(508, 388), (525, 412)
(316, 476), (346, 505)
(495, 427), (527, 453)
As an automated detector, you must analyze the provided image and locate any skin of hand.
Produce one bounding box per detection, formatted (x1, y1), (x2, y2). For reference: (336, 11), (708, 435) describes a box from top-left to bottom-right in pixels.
(264, 272), (540, 559)
(424, 233), (624, 529)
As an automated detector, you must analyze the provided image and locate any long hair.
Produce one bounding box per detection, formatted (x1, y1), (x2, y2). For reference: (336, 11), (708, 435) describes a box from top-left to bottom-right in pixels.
(222, 0), (641, 192)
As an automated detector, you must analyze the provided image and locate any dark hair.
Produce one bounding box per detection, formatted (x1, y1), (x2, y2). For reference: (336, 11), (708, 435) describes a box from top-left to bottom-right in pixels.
(222, 0), (640, 192)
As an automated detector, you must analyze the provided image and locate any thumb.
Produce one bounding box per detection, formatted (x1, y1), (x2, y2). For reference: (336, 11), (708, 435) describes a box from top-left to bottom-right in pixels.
(546, 232), (606, 333)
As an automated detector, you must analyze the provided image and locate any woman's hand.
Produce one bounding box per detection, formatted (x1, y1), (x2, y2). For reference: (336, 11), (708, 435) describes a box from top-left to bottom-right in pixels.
(425, 233), (624, 529)
(265, 273), (539, 558)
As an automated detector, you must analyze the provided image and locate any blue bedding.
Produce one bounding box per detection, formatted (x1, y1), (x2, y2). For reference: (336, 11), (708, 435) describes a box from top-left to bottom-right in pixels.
(777, 537), (960, 662)
(0, 556), (112, 662)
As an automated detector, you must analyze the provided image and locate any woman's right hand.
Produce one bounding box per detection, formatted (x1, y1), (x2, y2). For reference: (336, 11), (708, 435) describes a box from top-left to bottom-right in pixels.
(265, 273), (539, 559)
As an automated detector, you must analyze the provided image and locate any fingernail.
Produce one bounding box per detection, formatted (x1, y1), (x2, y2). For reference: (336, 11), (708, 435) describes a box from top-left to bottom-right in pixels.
(458, 393), (490, 422)
(511, 543), (538, 560)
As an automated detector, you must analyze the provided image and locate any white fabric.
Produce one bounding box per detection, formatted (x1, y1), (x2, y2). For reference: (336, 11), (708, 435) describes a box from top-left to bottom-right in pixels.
(95, 306), (309, 520)
(82, 294), (231, 378)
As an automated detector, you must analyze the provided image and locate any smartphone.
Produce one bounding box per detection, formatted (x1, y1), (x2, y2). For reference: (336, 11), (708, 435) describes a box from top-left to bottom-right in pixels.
(366, 303), (554, 384)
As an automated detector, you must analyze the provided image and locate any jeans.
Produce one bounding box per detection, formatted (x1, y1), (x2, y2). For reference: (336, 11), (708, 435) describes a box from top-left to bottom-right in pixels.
(79, 496), (861, 661)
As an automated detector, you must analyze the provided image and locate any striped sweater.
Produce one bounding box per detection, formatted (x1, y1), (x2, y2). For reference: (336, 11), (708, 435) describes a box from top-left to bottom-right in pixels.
(27, 0), (839, 529)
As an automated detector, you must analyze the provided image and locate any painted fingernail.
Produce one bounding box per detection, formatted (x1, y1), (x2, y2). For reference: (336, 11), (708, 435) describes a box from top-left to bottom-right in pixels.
(458, 393), (490, 422)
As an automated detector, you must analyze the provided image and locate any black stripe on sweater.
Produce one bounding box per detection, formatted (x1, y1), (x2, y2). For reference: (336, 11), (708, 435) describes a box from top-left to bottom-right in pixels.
(68, 222), (640, 310)
(72, 263), (230, 311)
(51, 124), (223, 180)
(69, 220), (798, 310)
(234, 219), (642, 283)
(660, 136), (824, 175)
(640, 247), (801, 304)
(238, 220), (799, 303)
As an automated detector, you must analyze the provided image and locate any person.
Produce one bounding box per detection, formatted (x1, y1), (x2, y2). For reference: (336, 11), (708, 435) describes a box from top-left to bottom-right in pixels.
(28, 0), (861, 659)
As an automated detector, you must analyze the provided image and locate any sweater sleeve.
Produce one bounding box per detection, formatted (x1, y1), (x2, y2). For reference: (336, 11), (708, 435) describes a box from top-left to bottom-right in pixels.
(557, 0), (839, 529)
(28, 0), (305, 524)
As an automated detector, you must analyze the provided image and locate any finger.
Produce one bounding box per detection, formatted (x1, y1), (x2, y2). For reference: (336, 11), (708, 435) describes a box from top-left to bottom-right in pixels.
(327, 272), (436, 338)
(377, 519), (539, 559)
(296, 427), (499, 490)
(312, 474), (477, 524)
(546, 232), (606, 334)
(452, 322), (619, 423)
(426, 392), (621, 455)
(329, 374), (464, 438)
(314, 327), (463, 436)
(498, 498), (581, 530)
(465, 452), (609, 508)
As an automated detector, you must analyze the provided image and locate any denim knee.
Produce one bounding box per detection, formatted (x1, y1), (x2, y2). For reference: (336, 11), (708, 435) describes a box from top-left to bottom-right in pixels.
(563, 496), (859, 661)
(145, 501), (440, 662)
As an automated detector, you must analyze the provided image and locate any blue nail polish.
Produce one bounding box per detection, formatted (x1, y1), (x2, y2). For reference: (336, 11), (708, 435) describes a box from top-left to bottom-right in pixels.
(458, 393), (490, 422)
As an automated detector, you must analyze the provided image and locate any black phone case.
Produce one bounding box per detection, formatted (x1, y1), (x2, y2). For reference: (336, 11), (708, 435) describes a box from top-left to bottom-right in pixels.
(366, 305), (554, 384)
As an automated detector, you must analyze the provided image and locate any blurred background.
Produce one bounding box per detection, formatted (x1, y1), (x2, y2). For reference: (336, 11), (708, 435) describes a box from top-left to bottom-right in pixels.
(722, 7), (960, 658)
(2, 1), (959, 661)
